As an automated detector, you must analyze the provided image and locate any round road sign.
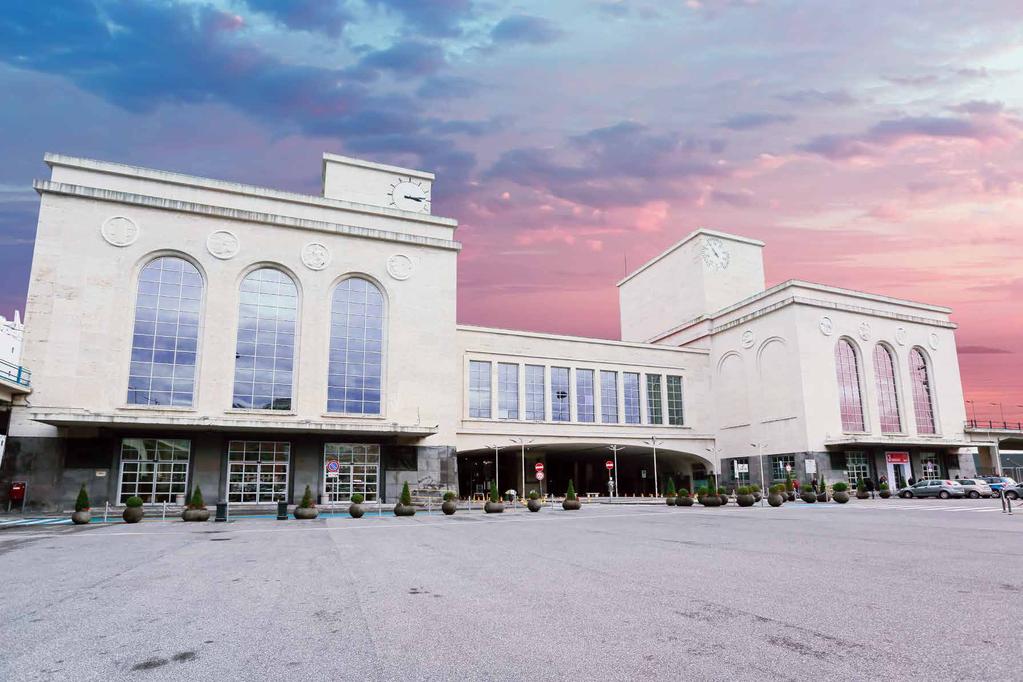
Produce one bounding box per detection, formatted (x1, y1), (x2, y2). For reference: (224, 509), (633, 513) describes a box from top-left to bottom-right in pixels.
(535, 471), (545, 481)
(534, 462), (544, 473)
(605, 460), (614, 470)
(326, 460), (340, 473)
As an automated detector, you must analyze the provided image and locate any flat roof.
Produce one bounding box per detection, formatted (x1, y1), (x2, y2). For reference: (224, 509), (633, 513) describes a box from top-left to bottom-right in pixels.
(616, 229), (765, 287)
(456, 324), (709, 354)
(322, 152), (434, 181)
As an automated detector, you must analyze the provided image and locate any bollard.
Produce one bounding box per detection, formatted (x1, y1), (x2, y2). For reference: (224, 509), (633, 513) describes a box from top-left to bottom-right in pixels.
(104, 501), (109, 523)
(215, 502), (228, 522)
(162, 501), (167, 521)
(276, 500), (288, 520)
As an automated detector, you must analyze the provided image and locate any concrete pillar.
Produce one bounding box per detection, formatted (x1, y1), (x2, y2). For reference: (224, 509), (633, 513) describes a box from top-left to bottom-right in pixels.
(993, 442), (1002, 475)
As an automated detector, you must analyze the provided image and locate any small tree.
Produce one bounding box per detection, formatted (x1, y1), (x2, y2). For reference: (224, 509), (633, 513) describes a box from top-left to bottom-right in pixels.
(401, 481), (412, 506)
(299, 485), (315, 509)
(856, 478), (867, 493)
(489, 481), (500, 503)
(351, 493), (364, 504)
(528, 490), (539, 500)
(188, 485), (205, 510)
(75, 484), (90, 512)
(784, 471), (794, 491)
(666, 477), (677, 497)
(819, 475), (827, 494)
(443, 491), (456, 502)
(678, 487), (690, 498)
(565, 479), (577, 501)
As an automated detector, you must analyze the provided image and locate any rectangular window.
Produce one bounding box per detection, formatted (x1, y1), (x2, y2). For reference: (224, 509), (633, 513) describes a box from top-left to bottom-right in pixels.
(666, 375), (685, 426)
(525, 365), (545, 421)
(324, 443), (380, 502)
(920, 453), (941, 480)
(118, 438), (190, 504)
(551, 367), (570, 422)
(600, 370), (619, 423)
(227, 441), (290, 504)
(468, 360), (491, 418)
(497, 363), (519, 420)
(623, 373), (641, 424)
(771, 454), (796, 481)
(846, 451), (869, 485)
(646, 374), (663, 424)
(576, 369), (595, 422)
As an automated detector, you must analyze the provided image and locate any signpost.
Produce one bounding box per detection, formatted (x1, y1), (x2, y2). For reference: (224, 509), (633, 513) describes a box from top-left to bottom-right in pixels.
(536, 471), (544, 481)
(535, 462), (544, 473)
(605, 460), (614, 471)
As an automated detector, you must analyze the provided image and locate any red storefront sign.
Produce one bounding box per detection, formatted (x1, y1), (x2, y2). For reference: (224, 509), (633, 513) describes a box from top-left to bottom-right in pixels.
(886, 452), (910, 464)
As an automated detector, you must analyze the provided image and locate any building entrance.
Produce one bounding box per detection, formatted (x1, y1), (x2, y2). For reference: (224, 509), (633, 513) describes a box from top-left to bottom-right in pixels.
(324, 443), (380, 502)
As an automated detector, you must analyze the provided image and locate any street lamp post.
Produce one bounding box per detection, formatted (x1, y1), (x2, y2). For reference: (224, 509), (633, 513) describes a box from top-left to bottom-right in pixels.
(608, 445), (626, 498)
(750, 441), (767, 506)
(705, 445), (723, 495)
(643, 436), (662, 497)
(510, 437), (534, 501)
(485, 443), (502, 493)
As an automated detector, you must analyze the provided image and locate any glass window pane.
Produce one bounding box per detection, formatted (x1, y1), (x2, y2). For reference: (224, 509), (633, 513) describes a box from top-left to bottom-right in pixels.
(873, 345), (902, 433)
(525, 365), (545, 421)
(910, 349), (936, 434)
(835, 340), (865, 431)
(600, 370), (618, 424)
(497, 363), (519, 420)
(666, 376), (684, 426)
(576, 369), (594, 423)
(233, 269), (298, 411)
(551, 367), (570, 422)
(646, 374), (663, 425)
(468, 360), (492, 418)
(327, 278), (385, 415)
(623, 373), (641, 424)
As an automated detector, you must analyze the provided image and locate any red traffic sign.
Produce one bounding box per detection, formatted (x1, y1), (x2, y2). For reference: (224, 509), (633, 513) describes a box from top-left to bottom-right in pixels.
(326, 460), (340, 473)
(534, 462), (544, 473)
(605, 460), (614, 470)
(535, 471), (545, 481)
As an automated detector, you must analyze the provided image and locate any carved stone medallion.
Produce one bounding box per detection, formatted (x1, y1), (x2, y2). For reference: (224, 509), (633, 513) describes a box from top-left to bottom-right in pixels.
(819, 316), (834, 336)
(206, 230), (240, 259)
(100, 216), (139, 247)
(301, 242), (330, 270)
(387, 254), (414, 281)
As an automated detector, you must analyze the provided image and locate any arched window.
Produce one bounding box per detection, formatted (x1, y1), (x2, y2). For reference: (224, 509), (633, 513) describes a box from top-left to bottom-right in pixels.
(834, 339), (865, 431)
(873, 344), (901, 433)
(128, 256), (203, 406)
(232, 268), (298, 410)
(910, 348), (936, 434)
(328, 277), (384, 415)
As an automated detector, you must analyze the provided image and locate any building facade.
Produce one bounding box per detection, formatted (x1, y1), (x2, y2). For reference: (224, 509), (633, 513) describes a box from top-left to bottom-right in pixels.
(0, 153), (998, 510)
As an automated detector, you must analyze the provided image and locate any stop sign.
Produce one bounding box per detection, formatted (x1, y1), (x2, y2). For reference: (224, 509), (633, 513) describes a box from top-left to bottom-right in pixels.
(534, 462), (544, 473)
(605, 460), (614, 470)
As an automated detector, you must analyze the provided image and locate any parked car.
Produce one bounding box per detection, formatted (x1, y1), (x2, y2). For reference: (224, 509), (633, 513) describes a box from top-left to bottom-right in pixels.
(981, 477), (1018, 498)
(1003, 484), (1022, 501)
(897, 479), (965, 499)
(955, 478), (993, 499)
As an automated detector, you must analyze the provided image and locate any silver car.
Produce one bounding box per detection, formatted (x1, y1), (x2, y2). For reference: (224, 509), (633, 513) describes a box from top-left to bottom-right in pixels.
(897, 479), (965, 499)
(956, 478), (993, 499)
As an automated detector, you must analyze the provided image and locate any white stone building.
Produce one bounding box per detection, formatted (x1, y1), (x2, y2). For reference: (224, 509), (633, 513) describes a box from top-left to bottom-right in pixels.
(0, 153), (996, 510)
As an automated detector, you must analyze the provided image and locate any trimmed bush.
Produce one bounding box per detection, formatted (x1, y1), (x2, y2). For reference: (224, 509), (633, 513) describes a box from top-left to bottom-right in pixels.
(351, 493), (365, 504)
(443, 491), (456, 502)
(125, 496), (143, 508)
(666, 478), (677, 497)
(528, 490), (539, 500)
(678, 488), (690, 497)
(717, 487), (728, 495)
(696, 486), (709, 496)
(879, 482), (889, 491)
(784, 472), (794, 491)
(736, 486), (751, 495)
(832, 482), (849, 492)
(769, 484), (785, 494)
(565, 479), (578, 501)
(188, 485), (205, 510)
(401, 481), (413, 506)
(75, 484), (90, 512)
(299, 485), (315, 509)
(750, 483), (761, 493)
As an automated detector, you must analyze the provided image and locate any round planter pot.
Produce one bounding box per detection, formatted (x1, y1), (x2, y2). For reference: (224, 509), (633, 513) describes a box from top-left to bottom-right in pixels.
(562, 498), (581, 511)
(527, 499), (541, 512)
(678, 496), (694, 507)
(786, 491), (796, 502)
(665, 496), (677, 506)
(879, 490), (891, 499)
(442, 500), (458, 515)
(71, 510), (91, 525)
(294, 506), (319, 519)
(753, 492), (763, 502)
(122, 506), (144, 524)
(768, 493), (784, 507)
(718, 495), (729, 506)
(700, 495), (721, 508)
(181, 508), (210, 522)
(736, 494), (755, 507)
(856, 492), (870, 500)
(816, 492), (828, 503)
(484, 501), (505, 514)
(800, 492), (817, 504)
(833, 491), (850, 504)
(349, 503), (365, 519)
(393, 503), (416, 517)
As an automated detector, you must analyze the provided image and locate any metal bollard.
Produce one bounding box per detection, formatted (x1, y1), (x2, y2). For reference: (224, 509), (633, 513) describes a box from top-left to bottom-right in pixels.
(162, 501), (167, 521)
(215, 502), (228, 522)
(103, 501), (109, 523)
(276, 500), (288, 520)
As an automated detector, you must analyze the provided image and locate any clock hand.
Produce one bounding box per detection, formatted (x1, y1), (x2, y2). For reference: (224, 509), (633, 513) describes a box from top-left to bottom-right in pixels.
(403, 195), (425, 202)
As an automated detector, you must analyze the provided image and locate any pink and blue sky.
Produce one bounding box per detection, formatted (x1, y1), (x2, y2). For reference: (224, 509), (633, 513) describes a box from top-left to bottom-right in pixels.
(0, 1), (1021, 417)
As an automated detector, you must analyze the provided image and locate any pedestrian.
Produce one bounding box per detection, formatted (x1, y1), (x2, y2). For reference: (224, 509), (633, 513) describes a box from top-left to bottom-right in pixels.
(811, 475), (819, 493)
(865, 477), (876, 499)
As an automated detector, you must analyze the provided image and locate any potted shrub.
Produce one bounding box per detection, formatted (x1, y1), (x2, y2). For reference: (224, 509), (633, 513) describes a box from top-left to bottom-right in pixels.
(750, 483), (762, 502)
(442, 491), (458, 515)
(736, 486), (755, 507)
(816, 476), (828, 503)
(855, 479), (869, 500)
(718, 487), (730, 505)
(767, 484), (785, 507)
(484, 481), (505, 514)
(832, 481), (850, 503)
(879, 482), (891, 499)
(677, 487), (694, 507)
(295, 485), (319, 519)
(562, 479), (581, 510)
(800, 483), (817, 504)
(527, 490), (542, 512)
(71, 484), (91, 525)
(394, 481), (416, 516)
(182, 485), (210, 522)
(784, 472), (796, 502)
(699, 486), (721, 507)
(665, 478), (677, 506)
(349, 493), (366, 519)
(123, 495), (144, 523)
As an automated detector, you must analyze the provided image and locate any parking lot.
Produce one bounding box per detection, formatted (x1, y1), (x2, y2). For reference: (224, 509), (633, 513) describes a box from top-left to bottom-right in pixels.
(1, 498), (1020, 681)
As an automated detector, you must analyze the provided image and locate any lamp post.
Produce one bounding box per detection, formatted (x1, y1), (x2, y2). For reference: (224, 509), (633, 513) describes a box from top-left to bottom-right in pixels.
(643, 436), (662, 497)
(510, 437), (534, 500)
(990, 402), (1006, 424)
(966, 400), (976, 424)
(705, 445), (723, 494)
(608, 444), (626, 498)
(485, 443), (502, 493)
(750, 441), (767, 506)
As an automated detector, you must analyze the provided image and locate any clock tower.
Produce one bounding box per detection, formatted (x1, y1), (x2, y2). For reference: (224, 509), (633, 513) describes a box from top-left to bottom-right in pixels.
(617, 229), (766, 342)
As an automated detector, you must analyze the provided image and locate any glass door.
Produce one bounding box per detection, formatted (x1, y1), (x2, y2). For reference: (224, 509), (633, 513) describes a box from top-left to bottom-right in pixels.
(227, 441), (290, 504)
(324, 443), (380, 502)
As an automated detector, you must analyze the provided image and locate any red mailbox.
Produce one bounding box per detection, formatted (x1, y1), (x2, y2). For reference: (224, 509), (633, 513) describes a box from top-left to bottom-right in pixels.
(9, 481), (26, 503)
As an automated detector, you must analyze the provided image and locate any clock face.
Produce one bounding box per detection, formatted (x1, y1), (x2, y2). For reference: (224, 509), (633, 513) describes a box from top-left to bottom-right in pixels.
(389, 178), (431, 213)
(702, 237), (730, 270)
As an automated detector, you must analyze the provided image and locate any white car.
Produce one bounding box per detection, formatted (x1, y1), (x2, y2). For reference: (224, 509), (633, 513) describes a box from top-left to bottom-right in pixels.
(955, 478), (993, 499)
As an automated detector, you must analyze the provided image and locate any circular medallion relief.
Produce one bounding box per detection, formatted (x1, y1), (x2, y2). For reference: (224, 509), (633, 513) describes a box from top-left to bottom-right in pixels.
(387, 254), (414, 281)
(858, 321), (871, 341)
(206, 230), (240, 259)
(928, 332), (939, 350)
(740, 329), (755, 349)
(819, 316), (834, 336)
(895, 327), (907, 345)
(100, 216), (139, 247)
(301, 242), (331, 270)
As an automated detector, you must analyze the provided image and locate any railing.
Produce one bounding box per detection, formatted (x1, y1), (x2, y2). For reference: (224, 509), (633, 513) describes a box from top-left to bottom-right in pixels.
(965, 419), (1023, 432)
(0, 358), (30, 388)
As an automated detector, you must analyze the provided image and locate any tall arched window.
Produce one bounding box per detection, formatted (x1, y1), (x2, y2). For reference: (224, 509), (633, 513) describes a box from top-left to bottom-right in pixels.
(835, 339), (865, 431)
(328, 277), (384, 415)
(910, 348), (936, 434)
(232, 268), (298, 410)
(128, 256), (203, 406)
(873, 344), (901, 433)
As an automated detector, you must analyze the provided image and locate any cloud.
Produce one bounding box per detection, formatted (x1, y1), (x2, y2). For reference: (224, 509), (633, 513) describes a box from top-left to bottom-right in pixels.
(490, 15), (563, 45)
(947, 100), (1004, 115)
(350, 40), (447, 79)
(242, 0), (350, 37)
(368, 0), (474, 38)
(776, 89), (856, 106)
(721, 112), (795, 130)
(958, 346), (1012, 355)
(416, 75), (481, 99)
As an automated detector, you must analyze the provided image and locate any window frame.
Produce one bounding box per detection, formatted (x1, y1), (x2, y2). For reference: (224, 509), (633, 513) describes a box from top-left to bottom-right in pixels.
(468, 360), (493, 419)
(835, 338), (866, 432)
(910, 347), (937, 435)
(497, 362), (519, 420)
(524, 364), (546, 421)
(326, 275), (386, 416)
(873, 343), (902, 434)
